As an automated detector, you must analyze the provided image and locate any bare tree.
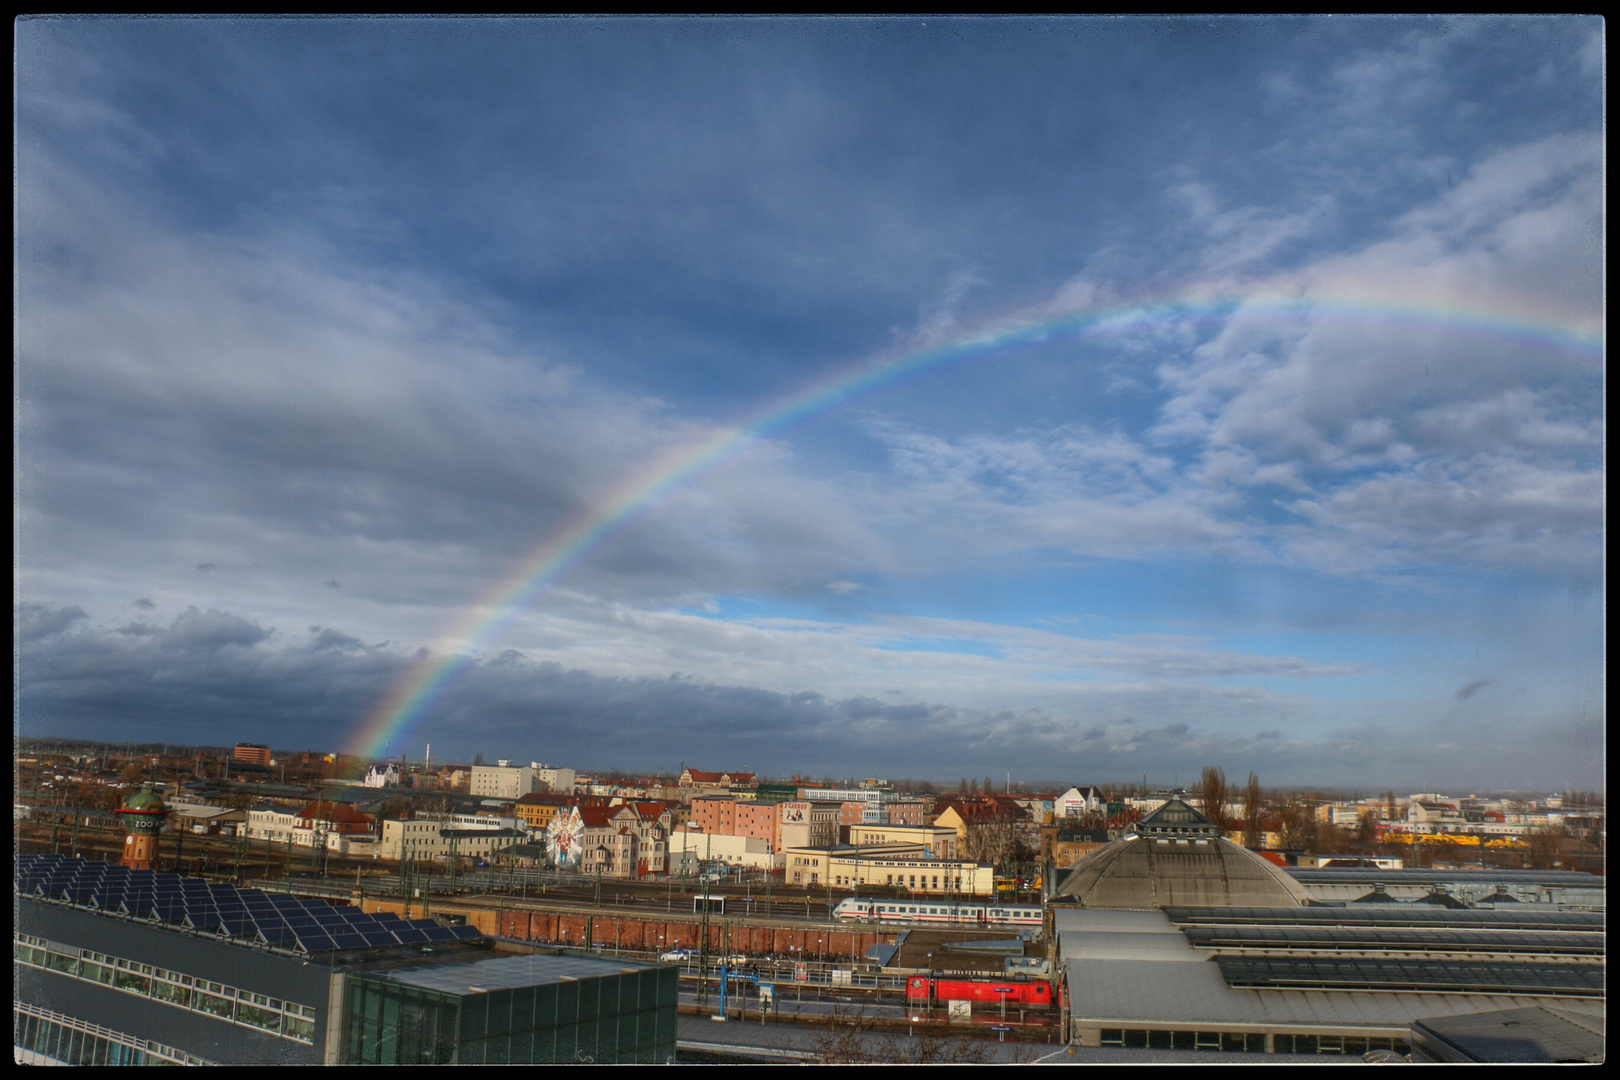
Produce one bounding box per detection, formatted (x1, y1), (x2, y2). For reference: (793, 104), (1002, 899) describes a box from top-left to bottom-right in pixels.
(1197, 766), (1229, 830)
(1276, 798), (1314, 851)
(1243, 773), (1264, 848)
(806, 1006), (993, 1064)
(1527, 821), (1566, 870)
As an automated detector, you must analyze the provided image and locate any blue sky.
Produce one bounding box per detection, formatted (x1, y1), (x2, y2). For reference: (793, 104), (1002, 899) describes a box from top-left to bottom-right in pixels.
(16, 16), (1604, 789)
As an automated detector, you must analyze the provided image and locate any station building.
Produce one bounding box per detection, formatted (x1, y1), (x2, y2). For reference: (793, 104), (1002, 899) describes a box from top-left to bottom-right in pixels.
(14, 854), (677, 1065)
(1047, 797), (1605, 1058)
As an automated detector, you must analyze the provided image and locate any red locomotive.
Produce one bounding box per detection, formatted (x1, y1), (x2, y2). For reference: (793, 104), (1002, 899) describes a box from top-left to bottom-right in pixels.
(905, 976), (1059, 1007)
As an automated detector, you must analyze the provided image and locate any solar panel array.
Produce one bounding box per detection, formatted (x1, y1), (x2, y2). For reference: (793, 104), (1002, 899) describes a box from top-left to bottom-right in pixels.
(15, 854), (482, 956)
(1181, 925), (1605, 957)
(1213, 955), (1605, 998)
(1163, 906), (1604, 932)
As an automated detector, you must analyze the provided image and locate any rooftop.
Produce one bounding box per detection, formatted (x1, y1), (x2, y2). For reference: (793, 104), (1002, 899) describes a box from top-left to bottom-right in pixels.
(379, 951), (659, 996)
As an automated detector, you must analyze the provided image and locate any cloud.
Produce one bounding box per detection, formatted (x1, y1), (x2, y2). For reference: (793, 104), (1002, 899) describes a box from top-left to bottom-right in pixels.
(1146, 131), (1602, 577)
(1455, 678), (1495, 701)
(17, 603), (88, 642)
(133, 597), (155, 609)
(311, 626), (366, 652)
(16, 139), (889, 624)
(163, 607), (270, 651)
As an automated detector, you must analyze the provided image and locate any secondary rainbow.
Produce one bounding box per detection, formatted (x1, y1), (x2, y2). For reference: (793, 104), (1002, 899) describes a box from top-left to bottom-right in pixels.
(346, 288), (1602, 762)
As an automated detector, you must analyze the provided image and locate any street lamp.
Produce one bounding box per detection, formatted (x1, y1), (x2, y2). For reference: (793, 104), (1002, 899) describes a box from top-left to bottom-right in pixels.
(925, 953), (933, 1022)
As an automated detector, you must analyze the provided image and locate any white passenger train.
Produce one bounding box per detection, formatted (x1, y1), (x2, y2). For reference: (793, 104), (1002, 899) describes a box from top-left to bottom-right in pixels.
(832, 898), (1043, 926)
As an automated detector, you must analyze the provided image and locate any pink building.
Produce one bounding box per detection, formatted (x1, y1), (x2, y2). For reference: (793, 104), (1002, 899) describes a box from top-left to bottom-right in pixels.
(687, 795), (780, 852)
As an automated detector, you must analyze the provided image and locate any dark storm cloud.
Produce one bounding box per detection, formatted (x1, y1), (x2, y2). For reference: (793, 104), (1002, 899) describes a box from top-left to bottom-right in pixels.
(16, 609), (1602, 788)
(163, 607), (271, 651)
(17, 603), (88, 642)
(133, 598), (155, 609)
(310, 626), (366, 652)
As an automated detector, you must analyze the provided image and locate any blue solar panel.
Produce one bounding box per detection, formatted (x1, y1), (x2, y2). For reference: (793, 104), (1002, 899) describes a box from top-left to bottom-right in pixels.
(17, 854), (490, 957)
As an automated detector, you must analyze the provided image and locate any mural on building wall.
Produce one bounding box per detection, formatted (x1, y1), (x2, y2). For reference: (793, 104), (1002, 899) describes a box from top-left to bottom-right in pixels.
(547, 806), (584, 869)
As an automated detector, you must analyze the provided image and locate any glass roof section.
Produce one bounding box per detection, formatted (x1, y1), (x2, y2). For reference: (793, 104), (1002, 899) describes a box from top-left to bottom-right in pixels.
(1163, 906), (1603, 931)
(379, 952), (657, 996)
(1214, 956), (1605, 997)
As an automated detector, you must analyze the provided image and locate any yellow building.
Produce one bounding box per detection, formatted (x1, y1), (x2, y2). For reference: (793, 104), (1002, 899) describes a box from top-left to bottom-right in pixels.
(781, 843), (995, 896)
(848, 823), (959, 858)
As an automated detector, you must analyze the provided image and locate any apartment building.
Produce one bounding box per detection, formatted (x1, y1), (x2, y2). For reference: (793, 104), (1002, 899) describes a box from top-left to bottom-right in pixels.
(686, 796), (781, 852)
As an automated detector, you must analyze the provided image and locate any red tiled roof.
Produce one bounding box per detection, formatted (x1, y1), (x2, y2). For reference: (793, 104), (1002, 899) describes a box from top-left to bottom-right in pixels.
(296, 802), (374, 825)
(684, 769), (756, 784)
(578, 805), (615, 829)
(516, 793), (577, 806)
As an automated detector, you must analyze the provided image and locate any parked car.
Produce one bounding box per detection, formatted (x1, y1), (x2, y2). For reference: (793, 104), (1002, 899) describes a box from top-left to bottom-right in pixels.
(659, 948), (693, 962)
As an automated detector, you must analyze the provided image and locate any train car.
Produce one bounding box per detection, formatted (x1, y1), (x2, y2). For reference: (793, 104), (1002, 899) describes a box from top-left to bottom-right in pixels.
(832, 898), (1042, 925)
(905, 975), (1058, 1008)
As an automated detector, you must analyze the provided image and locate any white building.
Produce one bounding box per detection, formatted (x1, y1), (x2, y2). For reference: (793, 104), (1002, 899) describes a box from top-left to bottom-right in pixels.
(362, 763), (400, 788)
(376, 818), (520, 862)
(1057, 786), (1105, 818)
(669, 830), (781, 873)
(246, 804), (301, 845)
(469, 761), (575, 799)
(778, 801), (841, 849)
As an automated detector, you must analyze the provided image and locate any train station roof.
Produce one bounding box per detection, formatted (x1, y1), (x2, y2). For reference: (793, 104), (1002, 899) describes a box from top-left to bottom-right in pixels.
(1052, 831), (1314, 910)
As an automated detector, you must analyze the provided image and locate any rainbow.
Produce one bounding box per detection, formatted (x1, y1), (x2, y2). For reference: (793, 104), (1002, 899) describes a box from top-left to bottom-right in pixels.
(345, 288), (1602, 762)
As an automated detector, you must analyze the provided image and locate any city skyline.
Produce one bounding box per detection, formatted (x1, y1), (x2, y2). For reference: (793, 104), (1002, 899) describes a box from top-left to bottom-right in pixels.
(16, 17), (1604, 789)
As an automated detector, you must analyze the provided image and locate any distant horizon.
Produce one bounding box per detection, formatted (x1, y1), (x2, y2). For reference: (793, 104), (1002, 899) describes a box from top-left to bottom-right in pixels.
(16, 734), (1600, 803)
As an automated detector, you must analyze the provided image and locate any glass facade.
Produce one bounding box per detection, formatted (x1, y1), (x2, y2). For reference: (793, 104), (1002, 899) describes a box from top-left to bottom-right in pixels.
(343, 962), (677, 1065)
(1099, 1028), (1409, 1055)
(14, 1002), (212, 1066)
(15, 932), (318, 1044)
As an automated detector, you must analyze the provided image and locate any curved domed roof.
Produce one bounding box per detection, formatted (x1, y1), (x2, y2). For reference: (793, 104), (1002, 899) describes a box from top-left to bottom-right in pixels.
(1053, 800), (1312, 909)
(121, 785), (168, 812)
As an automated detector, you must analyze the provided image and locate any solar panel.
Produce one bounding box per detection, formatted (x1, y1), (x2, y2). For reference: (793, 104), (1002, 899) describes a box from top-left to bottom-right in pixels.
(19, 855), (498, 958)
(256, 925), (299, 946)
(293, 932), (339, 953)
(221, 914), (257, 936)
